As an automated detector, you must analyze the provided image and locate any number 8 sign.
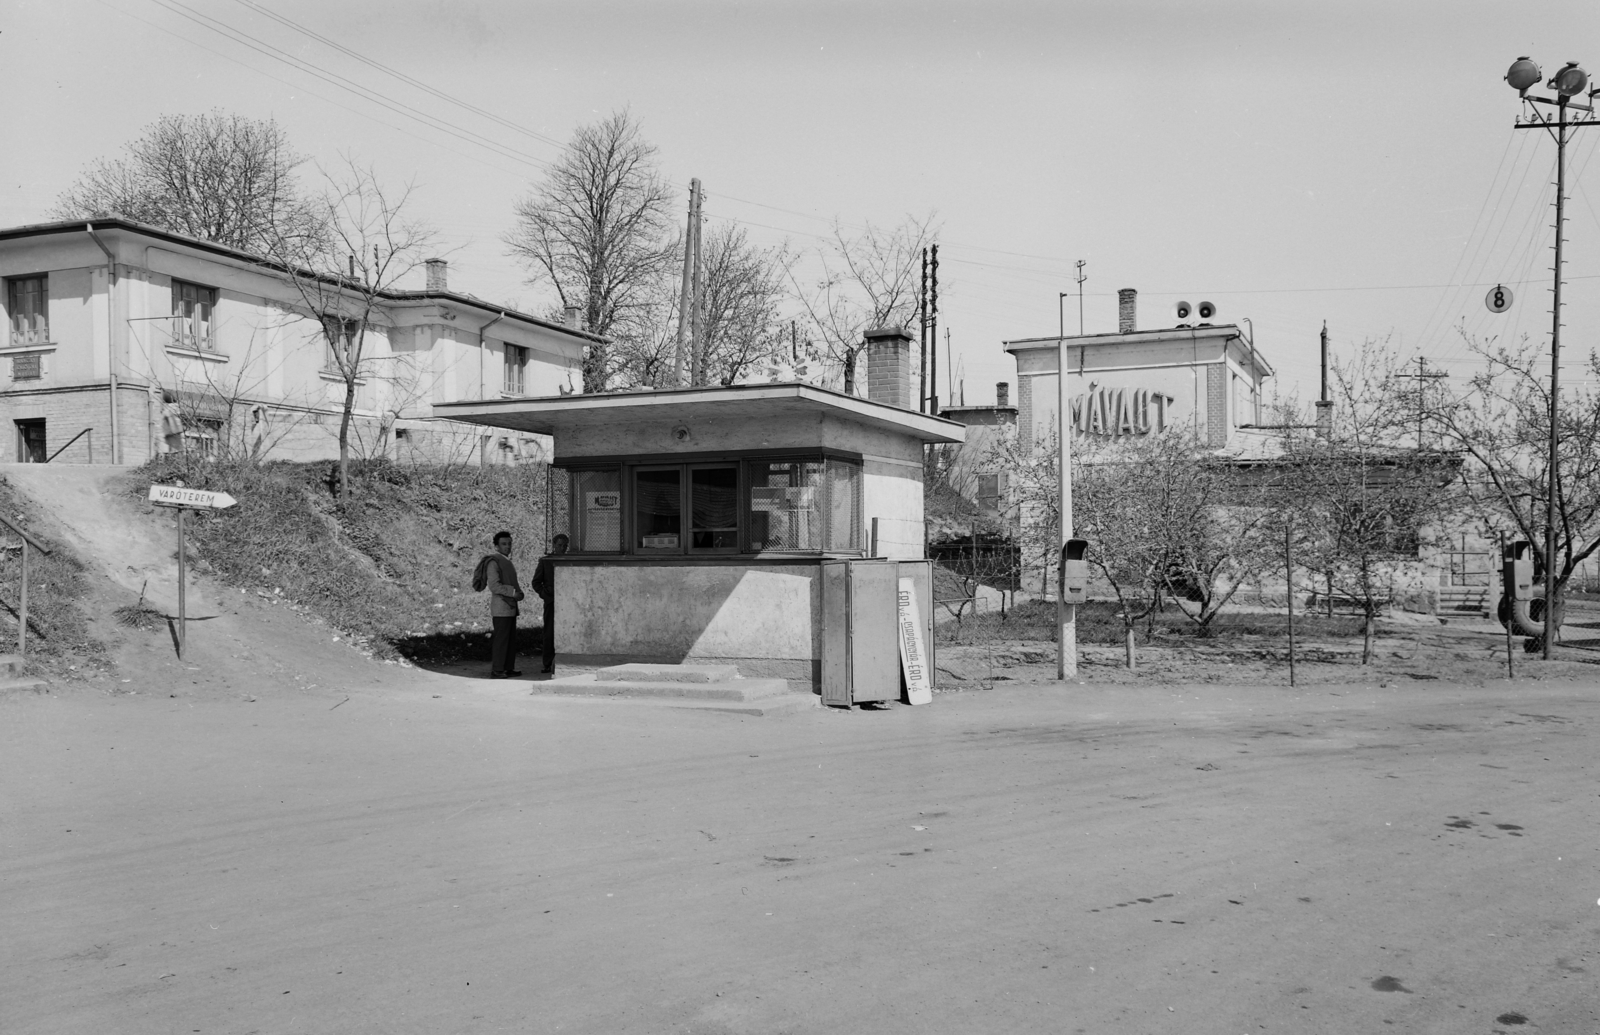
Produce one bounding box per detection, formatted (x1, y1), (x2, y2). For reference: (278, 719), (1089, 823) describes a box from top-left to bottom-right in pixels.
(1486, 285), (1513, 313)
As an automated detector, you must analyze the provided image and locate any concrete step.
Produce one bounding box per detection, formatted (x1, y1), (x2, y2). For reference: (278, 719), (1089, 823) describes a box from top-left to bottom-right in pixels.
(0, 653), (27, 675)
(0, 676), (49, 694)
(525, 687), (819, 717)
(593, 663), (742, 684)
(537, 672), (794, 702)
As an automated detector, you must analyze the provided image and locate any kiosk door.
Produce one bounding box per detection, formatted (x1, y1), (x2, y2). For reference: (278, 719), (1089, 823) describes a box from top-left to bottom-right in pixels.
(821, 559), (900, 706)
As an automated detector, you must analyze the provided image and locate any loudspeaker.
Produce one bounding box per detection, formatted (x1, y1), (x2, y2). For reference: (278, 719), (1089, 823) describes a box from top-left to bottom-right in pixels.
(1175, 301), (1192, 322)
(1196, 301), (1218, 321)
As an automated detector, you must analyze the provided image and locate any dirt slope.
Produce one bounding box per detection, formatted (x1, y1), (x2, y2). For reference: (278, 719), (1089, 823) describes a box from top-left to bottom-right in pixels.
(0, 463), (411, 699)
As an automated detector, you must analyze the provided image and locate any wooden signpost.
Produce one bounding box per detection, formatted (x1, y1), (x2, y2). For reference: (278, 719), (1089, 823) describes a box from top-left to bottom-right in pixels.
(148, 485), (237, 658)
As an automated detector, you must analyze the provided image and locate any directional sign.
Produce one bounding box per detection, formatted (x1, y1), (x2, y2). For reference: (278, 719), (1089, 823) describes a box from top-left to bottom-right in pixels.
(148, 484), (237, 510)
(1486, 285), (1513, 314)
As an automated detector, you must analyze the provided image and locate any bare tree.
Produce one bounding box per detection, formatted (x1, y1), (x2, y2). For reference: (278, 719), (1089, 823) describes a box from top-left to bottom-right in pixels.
(1143, 433), (1274, 635)
(1421, 331), (1600, 639)
(148, 327), (315, 463)
(266, 159), (436, 500)
(983, 422), (1061, 598)
(697, 223), (793, 386)
(54, 110), (322, 253)
(505, 111), (676, 392)
(1273, 341), (1454, 663)
(792, 215), (936, 394)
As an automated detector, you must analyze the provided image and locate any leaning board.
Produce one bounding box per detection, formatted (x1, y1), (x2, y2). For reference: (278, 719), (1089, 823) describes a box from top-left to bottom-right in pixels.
(897, 576), (933, 705)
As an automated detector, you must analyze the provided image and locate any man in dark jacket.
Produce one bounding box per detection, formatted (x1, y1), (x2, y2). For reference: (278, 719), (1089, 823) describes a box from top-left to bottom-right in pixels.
(485, 531), (524, 678)
(530, 533), (569, 675)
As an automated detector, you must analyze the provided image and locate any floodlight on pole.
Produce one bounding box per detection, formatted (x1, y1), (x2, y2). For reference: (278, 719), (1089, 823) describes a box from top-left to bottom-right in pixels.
(1505, 55), (1600, 660)
(1550, 62), (1589, 97)
(1505, 57), (1541, 96)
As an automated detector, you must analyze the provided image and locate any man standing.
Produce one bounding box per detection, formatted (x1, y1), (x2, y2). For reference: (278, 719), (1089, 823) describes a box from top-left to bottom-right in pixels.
(484, 531), (524, 679)
(530, 533), (569, 675)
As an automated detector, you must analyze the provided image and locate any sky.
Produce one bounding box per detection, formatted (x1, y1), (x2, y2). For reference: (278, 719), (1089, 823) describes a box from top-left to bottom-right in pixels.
(6, 0), (1600, 411)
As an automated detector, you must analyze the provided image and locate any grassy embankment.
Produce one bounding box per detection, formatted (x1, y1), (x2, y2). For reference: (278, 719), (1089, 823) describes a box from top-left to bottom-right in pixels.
(126, 457), (552, 666)
(0, 477), (101, 671)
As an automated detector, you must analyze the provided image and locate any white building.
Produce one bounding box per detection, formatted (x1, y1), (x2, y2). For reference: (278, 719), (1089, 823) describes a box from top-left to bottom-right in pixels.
(1004, 288), (1274, 455)
(0, 218), (597, 465)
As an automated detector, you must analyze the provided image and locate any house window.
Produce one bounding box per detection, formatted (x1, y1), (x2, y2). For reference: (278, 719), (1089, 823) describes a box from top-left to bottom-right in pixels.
(11, 354), (41, 381)
(7, 276), (48, 347)
(976, 472), (1001, 508)
(322, 317), (362, 372)
(182, 418), (223, 457)
(172, 280), (217, 351)
(504, 345), (527, 395)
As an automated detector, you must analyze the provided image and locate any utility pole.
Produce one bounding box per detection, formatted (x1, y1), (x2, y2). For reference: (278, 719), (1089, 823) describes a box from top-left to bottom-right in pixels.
(929, 244), (939, 414)
(1505, 55), (1598, 659)
(1057, 319), (1076, 679)
(919, 249), (929, 413)
(1075, 260), (1087, 335)
(673, 179), (699, 386)
(1393, 356), (1448, 450)
(690, 181), (705, 385)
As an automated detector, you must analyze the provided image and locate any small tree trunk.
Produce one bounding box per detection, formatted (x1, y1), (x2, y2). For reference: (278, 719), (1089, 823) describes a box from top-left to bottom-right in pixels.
(1125, 624), (1136, 670)
(337, 377), (357, 500)
(1362, 611), (1374, 665)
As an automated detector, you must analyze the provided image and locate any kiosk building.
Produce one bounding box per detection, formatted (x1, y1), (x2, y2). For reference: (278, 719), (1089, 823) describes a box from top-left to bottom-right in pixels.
(435, 327), (963, 703)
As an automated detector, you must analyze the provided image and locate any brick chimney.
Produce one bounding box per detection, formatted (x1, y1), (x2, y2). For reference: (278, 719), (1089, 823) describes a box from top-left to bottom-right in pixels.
(1118, 288), (1137, 334)
(1315, 400), (1333, 439)
(864, 325), (913, 409)
(996, 381), (1009, 407)
(425, 258), (448, 292)
(564, 305), (582, 330)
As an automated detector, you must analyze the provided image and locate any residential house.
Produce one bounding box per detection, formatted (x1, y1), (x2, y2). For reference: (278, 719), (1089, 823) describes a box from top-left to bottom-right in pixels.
(0, 218), (597, 465)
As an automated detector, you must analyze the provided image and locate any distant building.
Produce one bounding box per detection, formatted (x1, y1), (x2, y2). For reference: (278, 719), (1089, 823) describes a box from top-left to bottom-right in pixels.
(935, 382), (1017, 508)
(1004, 288), (1274, 455)
(0, 218), (597, 465)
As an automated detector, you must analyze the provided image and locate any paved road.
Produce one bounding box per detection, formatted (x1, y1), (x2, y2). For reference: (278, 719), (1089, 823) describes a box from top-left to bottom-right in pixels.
(5, 676), (1598, 1034)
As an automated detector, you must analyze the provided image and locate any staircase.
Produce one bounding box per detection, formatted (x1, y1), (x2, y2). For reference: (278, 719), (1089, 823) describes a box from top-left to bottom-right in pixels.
(534, 663), (818, 717)
(0, 653), (48, 694)
(1437, 585), (1493, 618)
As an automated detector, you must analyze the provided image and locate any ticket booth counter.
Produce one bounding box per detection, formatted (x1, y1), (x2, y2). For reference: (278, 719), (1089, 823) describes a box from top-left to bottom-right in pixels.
(435, 382), (964, 696)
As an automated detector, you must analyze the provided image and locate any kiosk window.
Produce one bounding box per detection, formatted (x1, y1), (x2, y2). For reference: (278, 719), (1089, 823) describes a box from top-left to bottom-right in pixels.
(635, 467), (683, 551)
(689, 465), (739, 551)
(825, 458), (862, 551)
(571, 468), (622, 552)
(746, 460), (823, 552)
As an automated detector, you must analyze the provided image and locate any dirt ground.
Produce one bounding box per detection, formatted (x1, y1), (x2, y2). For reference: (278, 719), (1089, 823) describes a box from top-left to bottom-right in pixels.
(4, 465), (1600, 1034)
(6, 653), (1600, 1035)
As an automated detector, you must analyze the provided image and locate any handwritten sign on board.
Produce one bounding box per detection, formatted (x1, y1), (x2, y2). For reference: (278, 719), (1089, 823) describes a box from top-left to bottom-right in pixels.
(897, 576), (933, 706)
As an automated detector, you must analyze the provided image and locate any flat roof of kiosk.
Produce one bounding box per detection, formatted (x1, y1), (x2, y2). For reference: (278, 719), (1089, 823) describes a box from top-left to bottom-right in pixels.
(433, 382), (966, 445)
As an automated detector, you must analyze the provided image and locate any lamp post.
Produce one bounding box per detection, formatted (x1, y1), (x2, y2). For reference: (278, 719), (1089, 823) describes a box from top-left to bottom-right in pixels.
(1056, 296), (1076, 679)
(1505, 56), (1600, 659)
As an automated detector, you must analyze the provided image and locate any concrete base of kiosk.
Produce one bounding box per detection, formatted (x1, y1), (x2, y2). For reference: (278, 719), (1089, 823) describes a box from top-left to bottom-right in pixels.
(534, 662), (820, 716)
